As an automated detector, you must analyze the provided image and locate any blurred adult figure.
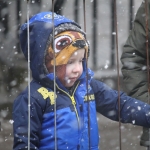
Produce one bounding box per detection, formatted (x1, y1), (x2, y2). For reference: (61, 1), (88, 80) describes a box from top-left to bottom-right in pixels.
(121, 0), (150, 147)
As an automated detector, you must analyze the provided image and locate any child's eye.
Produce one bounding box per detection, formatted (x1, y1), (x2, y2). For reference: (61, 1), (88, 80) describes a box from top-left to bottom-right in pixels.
(67, 60), (73, 64)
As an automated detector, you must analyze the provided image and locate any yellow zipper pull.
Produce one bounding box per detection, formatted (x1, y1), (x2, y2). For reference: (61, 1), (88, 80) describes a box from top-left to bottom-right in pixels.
(71, 96), (76, 105)
(70, 96), (79, 123)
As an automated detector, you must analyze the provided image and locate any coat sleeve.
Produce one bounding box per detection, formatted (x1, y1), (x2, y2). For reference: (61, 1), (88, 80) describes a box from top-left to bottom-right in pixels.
(91, 79), (150, 128)
(120, 0), (150, 103)
(12, 89), (46, 150)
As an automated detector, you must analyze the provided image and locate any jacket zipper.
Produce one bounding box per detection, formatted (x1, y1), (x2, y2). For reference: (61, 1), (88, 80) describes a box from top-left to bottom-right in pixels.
(55, 83), (80, 125)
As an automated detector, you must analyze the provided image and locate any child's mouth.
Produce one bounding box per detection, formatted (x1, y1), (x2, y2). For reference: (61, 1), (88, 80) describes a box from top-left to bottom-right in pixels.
(70, 77), (77, 82)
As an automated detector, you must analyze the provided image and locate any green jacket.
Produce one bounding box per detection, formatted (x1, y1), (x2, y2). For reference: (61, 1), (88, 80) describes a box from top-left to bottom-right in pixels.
(121, 0), (150, 103)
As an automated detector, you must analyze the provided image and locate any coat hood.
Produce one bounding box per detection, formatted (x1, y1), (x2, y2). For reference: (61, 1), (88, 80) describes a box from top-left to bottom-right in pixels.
(19, 12), (89, 86)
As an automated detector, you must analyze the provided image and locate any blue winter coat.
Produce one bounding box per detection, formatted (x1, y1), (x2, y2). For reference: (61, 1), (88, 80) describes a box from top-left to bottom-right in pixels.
(13, 12), (150, 150)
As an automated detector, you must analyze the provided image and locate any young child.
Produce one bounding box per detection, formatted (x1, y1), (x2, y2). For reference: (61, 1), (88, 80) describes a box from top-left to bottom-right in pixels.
(13, 11), (150, 150)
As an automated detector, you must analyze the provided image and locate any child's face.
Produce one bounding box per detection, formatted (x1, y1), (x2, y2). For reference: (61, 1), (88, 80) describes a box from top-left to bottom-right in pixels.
(65, 48), (85, 87)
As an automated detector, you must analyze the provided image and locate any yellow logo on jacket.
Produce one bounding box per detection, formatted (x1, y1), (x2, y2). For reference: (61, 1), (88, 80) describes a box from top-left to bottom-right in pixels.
(37, 87), (57, 105)
(84, 94), (95, 102)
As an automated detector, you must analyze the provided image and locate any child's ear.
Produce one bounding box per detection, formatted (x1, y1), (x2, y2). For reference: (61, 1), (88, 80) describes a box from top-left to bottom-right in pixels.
(84, 49), (88, 60)
(87, 47), (90, 58)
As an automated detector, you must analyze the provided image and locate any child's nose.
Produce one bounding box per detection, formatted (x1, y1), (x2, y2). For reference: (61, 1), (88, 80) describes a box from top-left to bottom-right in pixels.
(73, 63), (81, 72)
